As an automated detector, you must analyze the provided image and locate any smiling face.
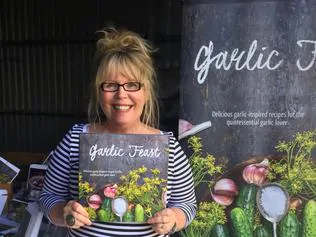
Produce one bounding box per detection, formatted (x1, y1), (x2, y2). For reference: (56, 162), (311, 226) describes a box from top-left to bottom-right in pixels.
(90, 30), (159, 129)
(99, 73), (147, 132)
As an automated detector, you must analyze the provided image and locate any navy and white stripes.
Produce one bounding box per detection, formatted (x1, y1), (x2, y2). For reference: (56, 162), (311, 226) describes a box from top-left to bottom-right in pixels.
(39, 124), (196, 237)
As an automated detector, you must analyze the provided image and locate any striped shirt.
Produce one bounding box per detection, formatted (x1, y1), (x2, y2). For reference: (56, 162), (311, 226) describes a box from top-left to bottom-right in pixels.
(39, 124), (196, 237)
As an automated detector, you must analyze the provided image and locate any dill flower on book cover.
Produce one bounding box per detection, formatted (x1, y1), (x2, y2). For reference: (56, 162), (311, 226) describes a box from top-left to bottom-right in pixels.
(78, 133), (169, 223)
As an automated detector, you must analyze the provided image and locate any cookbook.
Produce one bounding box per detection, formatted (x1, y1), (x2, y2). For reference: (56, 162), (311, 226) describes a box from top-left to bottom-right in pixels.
(0, 156), (20, 184)
(78, 133), (169, 223)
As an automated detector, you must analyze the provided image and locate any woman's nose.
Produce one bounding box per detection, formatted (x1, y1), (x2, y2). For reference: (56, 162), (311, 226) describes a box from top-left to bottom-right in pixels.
(115, 86), (128, 97)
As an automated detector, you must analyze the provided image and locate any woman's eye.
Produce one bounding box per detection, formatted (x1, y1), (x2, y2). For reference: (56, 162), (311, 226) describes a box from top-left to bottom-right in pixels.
(126, 82), (138, 89)
(105, 83), (117, 89)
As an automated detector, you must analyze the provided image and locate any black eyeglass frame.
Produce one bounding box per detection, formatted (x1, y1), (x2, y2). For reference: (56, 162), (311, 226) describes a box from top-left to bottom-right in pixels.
(100, 82), (143, 92)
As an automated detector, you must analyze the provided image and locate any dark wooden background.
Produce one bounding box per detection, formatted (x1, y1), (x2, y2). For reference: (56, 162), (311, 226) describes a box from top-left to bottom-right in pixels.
(0, 0), (183, 154)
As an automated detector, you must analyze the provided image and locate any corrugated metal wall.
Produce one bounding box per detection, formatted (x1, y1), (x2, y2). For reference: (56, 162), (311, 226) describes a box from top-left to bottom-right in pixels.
(0, 0), (182, 153)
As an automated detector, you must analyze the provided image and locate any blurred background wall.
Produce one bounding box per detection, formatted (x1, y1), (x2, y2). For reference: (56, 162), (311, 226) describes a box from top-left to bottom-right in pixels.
(0, 0), (183, 154)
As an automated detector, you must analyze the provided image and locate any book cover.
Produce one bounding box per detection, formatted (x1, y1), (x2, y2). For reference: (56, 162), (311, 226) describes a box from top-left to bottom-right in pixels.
(78, 133), (169, 223)
(0, 156), (20, 184)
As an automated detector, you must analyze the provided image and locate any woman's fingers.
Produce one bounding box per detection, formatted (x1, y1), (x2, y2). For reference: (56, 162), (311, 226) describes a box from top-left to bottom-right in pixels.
(72, 209), (92, 226)
(71, 201), (90, 219)
(147, 208), (176, 234)
(63, 200), (92, 228)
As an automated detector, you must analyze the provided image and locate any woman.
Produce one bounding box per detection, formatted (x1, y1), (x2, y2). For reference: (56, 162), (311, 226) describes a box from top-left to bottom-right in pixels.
(39, 27), (196, 237)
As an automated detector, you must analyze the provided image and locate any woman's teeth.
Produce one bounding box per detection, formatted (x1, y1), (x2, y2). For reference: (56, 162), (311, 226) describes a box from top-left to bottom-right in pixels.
(113, 105), (131, 110)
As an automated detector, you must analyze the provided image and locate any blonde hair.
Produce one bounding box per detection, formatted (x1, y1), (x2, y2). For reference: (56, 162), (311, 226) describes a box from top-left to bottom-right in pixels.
(88, 27), (159, 128)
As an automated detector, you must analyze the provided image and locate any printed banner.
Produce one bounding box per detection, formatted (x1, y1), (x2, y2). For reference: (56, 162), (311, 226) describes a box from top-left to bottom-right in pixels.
(179, 1), (316, 236)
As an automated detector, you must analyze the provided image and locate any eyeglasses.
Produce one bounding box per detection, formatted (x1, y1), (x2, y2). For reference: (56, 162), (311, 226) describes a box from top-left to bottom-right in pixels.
(100, 82), (143, 92)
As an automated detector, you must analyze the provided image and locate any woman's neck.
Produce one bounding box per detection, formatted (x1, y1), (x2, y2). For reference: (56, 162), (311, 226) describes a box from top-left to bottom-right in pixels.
(96, 121), (158, 135)
(89, 122), (159, 134)
(104, 122), (144, 134)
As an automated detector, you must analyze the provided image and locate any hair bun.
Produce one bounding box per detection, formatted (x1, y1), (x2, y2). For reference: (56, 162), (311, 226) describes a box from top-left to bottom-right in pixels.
(95, 27), (153, 57)
(97, 28), (152, 54)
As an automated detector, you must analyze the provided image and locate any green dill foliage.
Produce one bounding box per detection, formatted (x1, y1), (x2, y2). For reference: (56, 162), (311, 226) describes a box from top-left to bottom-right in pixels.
(180, 136), (228, 237)
(117, 166), (167, 218)
(268, 130), (316, 198)
(181, 201), (226, 237)
(78, 172), (96, 200)
(187, 136), (225, 188)
(84, 207), (97, 221)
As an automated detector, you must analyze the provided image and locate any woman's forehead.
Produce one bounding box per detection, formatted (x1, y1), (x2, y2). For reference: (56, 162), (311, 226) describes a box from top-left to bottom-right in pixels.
(103, 68), (142, 82)
(99, 58), (146, 83)
(105, 72), (135, 81)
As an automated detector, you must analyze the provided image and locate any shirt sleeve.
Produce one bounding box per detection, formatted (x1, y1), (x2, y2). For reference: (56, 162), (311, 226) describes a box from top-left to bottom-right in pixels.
(39, 125), (75, 221)
(166, 135), (197, 227)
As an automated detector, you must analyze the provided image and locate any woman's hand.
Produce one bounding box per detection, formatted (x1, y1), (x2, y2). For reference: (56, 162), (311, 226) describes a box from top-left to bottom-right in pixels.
(63, 200), (92, 228)
(147, 208), (178, 235)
